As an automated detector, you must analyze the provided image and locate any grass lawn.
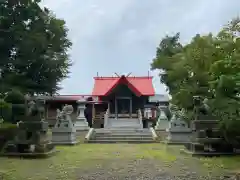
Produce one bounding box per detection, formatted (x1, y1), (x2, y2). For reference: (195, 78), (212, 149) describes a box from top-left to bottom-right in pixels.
(0, 143), (240, 180)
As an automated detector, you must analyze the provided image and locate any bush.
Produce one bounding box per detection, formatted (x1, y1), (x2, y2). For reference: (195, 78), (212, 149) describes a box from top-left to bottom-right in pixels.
(0, 122), (17, 129)
(0, 123), (18, 150)
(0, 99), (12, 122)
(2, 90), (26, 123)
(4, 89), (25, 104)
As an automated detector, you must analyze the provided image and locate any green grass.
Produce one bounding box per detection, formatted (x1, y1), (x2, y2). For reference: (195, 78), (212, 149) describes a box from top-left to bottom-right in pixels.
(0, 123), (17, 129)
(0, 144), (240, 180)
(199, 156), (240, 173)
(0, 144), (176, 180)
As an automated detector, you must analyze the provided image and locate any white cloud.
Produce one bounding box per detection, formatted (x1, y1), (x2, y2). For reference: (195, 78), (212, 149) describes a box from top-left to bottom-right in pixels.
(41, 0), (240, 94)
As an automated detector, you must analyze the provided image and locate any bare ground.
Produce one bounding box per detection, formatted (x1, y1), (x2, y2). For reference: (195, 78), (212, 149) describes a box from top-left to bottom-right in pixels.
(76, 148), (235, 180)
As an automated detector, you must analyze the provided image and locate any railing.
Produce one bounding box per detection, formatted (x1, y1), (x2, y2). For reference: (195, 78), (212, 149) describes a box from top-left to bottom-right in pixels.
(150, 127), (158, 140)
(138, 109), (143, 128)
(104, 108), (109, 128)
(85, 128), (96, 142)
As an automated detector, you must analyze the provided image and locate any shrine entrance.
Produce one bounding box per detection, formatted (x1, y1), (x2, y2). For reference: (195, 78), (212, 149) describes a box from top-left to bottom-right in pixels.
(115, 97), (132, 118)
(101, 82), (147, 119)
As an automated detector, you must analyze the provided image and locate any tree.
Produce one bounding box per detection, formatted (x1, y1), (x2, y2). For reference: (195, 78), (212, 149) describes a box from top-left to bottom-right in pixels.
(151, 33), (215, 120)
(151, 33), (184, 95)
(151, 17), (240, 135)
(0, 0), (72, 95)
(208, 18), (240, 142)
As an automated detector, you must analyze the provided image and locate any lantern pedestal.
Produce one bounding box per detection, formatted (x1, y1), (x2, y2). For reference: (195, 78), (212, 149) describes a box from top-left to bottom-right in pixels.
(75, 100), (89, 131)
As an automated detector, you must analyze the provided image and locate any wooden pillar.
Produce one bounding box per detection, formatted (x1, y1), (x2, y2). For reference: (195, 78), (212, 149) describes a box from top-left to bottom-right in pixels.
(115, 98), (117, 118)
(92, 103), (95, 125)
(45, 103), (49, 119)
(130, 98), (132, 118)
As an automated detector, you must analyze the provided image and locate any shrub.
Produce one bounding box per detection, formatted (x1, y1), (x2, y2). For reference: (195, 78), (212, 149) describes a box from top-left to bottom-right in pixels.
(3, 90), (26, 123)
(0, 123), (18, 150)
(4, 89), (25, 104)
(0, 99), (12, 122)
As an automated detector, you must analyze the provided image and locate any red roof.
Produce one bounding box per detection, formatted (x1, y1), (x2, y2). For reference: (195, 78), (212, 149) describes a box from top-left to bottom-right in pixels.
(47, 95), (98, 101)
(92, 75), (155, 96)
(54, 95), (91, 100)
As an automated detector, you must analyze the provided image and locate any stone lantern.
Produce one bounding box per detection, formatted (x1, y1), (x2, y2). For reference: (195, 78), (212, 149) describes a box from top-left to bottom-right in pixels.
(155, 106), (169, 131)
(75, 99), (89, 130)
(165, 114), (191, 144)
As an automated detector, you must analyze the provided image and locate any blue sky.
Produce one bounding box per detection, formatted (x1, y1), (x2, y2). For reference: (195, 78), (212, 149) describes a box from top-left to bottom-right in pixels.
(42, 0), (239, 95)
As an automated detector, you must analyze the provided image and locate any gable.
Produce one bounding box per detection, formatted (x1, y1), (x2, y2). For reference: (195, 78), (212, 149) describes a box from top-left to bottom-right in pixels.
(107, 83), (137, 97)
(92, 76), (155, 96)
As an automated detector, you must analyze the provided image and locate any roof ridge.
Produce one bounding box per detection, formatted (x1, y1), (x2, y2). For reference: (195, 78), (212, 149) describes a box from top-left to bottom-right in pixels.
(94, 76), (153, 80)
(57, 95), (92, 96)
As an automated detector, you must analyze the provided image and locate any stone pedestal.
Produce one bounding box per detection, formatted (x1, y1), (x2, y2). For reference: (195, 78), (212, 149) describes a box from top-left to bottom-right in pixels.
(182, 120), (238, 156)
(1, 99), (56, 158)
(155, 108), (169, 131)
(75, 99), (89, 131)
(52, 105), (78, 145)
(166, 115), (191, 144)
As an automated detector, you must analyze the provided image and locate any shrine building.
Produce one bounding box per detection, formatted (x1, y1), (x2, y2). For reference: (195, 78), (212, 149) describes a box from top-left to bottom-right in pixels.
(44, 74), (169, 128)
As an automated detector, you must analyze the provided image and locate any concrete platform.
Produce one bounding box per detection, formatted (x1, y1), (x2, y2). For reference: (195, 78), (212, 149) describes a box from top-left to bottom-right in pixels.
(180, 148), (240, 157)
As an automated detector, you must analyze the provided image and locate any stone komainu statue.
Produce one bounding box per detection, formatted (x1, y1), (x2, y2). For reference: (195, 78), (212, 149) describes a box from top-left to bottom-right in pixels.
(26, 100), (45, 120)
(62, 104), (74, 115)
(55, 105), (74, 128)
(193, 96), (211, 120)
(169, 104), (185, 120)
(27, 101), (38, 116)
(56, 105), (74, 121)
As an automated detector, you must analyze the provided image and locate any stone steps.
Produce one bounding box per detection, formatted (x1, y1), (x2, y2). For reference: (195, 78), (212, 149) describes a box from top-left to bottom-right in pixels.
(87, 128), (156, 144)
(96, 131), (151, 134)
(104, 126), (142, 129)
(87, 139), (156, 143)
(95, 136), (153, 140)
(95, 134), (151, 137)
(95, 129), (149, 133)
(95, 132), (151, 136)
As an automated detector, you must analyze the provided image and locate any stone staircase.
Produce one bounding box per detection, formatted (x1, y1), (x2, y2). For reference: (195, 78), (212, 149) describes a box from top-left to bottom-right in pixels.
(87, 128), (156, 143)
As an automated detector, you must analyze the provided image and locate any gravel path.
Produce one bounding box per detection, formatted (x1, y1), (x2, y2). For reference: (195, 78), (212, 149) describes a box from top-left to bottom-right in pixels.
(76, 158), (236, 180)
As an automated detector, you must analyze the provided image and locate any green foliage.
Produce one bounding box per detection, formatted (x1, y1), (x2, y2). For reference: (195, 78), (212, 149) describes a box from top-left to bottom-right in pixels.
(2, 90), (25, 122)
(0, 99), (12, 122)
(0, 118), (3, 125)
(4, 89), (25, 104)
(0, 123), (18, 150)
(208, 18), (240, 142)
(0, 0), (72, 95)
(151, 32), (184, 95)
(152, 17), (240, 142)
(0, 122), (17, 130)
